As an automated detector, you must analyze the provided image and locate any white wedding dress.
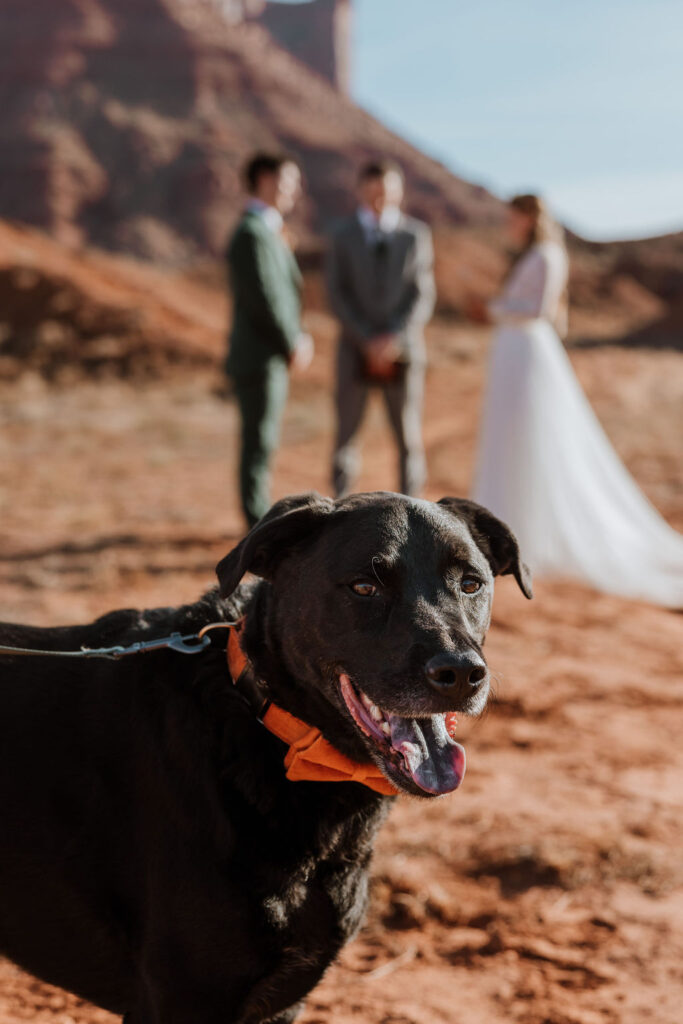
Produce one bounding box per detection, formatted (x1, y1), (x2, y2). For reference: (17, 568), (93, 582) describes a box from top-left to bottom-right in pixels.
(472, 240), (683, 607)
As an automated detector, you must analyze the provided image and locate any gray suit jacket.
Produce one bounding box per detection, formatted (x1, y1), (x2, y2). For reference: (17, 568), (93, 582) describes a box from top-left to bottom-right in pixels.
(326, 212), (435, 364)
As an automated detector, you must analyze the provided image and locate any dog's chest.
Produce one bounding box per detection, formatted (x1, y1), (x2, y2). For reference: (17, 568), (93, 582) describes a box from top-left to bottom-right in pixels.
(254, 803), (385, 967)
(262, 850), (368, 933)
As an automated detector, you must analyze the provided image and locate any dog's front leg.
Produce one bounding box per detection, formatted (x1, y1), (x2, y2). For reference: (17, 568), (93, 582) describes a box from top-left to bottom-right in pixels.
(124, 1005), (302, 1024)
(123, 981), (249, 1024)
(234, 951), (331, 1024)
(267, 1003), (305, 1024)
(123, 1000), (304, 1024)
(123, 1001), (244, 1024)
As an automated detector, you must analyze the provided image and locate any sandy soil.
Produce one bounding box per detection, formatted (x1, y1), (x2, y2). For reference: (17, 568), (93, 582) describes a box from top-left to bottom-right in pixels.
(0, 319), (682, 1024)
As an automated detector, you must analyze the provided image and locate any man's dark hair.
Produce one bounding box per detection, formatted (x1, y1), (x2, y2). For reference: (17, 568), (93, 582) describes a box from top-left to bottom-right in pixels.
(243, 152), (298, 192)
(358, 159), (404, 184)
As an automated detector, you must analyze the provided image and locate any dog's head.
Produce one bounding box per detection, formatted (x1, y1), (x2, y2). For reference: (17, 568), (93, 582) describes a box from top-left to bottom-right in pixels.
(216, 492), (531, 799)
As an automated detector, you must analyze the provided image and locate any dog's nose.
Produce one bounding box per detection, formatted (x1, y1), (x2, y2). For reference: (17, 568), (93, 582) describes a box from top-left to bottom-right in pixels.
(424, 652), (487, 697)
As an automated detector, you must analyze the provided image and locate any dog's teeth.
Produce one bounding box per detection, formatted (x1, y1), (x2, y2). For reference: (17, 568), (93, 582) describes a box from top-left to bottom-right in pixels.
(360, 693), (373, 709)
(381, 721), (391, 736)
(369, 704), (382, 721)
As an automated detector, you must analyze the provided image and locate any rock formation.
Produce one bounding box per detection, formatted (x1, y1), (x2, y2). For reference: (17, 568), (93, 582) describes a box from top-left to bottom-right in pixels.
(0, 0), (500, 263)
(253, 0), (352, 95)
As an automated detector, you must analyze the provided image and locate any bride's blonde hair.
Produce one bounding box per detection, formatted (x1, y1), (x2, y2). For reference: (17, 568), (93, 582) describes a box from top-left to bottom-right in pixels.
(509, 194), (569, 337)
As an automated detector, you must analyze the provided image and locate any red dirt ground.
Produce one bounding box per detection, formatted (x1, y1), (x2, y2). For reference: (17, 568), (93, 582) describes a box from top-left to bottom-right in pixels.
(0, 313), (682, 1024)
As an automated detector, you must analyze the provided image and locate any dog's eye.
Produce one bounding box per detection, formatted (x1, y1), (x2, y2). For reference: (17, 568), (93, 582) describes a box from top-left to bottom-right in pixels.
(461, 576), (482, 594)
(350, 581), (378, 598)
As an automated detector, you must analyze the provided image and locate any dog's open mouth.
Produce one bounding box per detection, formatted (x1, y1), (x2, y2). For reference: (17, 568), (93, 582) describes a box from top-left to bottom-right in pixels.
(339, 673), (466, 797)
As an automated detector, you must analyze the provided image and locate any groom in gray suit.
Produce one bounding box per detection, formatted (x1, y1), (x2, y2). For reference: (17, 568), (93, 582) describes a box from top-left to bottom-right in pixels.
(327, 160), (435, 497)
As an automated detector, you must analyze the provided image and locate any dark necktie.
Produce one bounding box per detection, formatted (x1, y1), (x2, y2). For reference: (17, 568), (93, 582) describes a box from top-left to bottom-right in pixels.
(373, 230), (389, 296)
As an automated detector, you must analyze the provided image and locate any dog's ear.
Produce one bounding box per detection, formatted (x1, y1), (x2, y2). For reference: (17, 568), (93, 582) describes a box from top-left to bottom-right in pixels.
(438, 497), (533, 599)
(216, 493), (336, 598)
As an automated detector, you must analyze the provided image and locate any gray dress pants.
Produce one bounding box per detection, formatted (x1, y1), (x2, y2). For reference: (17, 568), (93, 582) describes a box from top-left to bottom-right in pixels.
(332, 343), (426, 498)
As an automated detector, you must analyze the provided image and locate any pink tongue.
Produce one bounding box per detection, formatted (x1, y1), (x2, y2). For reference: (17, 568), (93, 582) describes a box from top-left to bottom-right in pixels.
(387, 713), (466, 795)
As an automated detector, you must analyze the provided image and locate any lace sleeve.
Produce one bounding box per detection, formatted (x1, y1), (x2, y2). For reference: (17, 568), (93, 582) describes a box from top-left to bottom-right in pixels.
(489, 245), (566, 323)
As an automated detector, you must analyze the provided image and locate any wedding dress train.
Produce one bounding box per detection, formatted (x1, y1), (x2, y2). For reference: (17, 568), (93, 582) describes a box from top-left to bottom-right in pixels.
(472, 241), (683, 607)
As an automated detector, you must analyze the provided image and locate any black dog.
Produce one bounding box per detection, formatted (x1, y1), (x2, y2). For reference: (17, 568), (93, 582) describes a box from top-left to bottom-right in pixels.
(0, 492), (531, 1023)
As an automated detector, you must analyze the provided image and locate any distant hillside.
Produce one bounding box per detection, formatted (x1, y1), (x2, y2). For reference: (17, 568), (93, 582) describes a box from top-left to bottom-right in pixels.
(0, 220), (223, 381)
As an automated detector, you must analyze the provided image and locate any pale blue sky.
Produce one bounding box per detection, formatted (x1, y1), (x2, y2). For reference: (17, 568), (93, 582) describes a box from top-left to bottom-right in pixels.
(352, 0), (683, 240)
(277, 0), (683, 240)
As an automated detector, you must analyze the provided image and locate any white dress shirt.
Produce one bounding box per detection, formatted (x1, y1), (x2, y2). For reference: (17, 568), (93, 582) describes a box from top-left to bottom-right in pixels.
(357, 205), (402, 242)
(246, 198), (283, 235)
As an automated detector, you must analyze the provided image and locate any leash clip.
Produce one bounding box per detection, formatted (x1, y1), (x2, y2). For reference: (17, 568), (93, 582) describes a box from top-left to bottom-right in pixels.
(79, 632), (212, 659)
(164, 633), (212, 655)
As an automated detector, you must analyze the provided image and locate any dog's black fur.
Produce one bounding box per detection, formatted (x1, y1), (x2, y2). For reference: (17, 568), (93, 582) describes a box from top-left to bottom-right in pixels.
(0, 492), (530, 1023)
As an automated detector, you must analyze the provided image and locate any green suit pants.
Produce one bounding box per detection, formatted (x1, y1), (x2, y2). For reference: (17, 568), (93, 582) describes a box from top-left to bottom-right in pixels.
(233, 362), (289, 528)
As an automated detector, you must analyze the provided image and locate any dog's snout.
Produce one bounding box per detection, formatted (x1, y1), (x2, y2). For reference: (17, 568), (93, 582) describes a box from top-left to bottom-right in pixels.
(425, 652), (487, 697)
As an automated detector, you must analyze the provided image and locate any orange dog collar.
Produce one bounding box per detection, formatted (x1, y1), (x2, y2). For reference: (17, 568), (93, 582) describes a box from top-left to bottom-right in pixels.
(226, 623), (397, 796)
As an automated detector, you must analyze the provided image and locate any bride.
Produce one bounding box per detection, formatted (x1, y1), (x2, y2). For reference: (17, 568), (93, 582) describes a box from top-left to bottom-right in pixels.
(469, 193), (683, 608)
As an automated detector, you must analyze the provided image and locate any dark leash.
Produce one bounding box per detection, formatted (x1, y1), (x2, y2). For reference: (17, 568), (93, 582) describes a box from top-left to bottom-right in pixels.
(0, 622), (235, 661)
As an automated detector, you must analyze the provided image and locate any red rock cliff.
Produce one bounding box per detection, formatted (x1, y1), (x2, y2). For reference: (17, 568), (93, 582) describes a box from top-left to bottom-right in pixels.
(0, 0), (501, 263)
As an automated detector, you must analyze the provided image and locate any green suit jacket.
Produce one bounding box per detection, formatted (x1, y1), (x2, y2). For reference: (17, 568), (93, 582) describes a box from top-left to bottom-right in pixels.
(225, 210), (303, 377)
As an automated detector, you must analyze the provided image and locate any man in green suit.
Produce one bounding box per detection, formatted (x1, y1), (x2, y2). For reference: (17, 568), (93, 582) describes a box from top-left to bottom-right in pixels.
(226, 153), (313, 528)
